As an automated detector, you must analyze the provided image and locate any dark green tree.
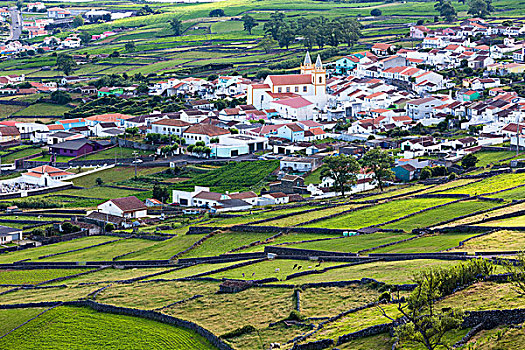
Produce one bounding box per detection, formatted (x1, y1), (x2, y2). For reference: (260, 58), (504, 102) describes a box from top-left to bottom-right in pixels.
(321, 155), (361, 196)
(72, 15), (84, 28)
(370, 9), (382, 16)
(361, 148), (394, 192)
(170, 18), (182, 36)
(125, 41), (136, 52)
(209, 9), (225, 17)
(152, 184), (169, 202)
(56, 54), (75, 76)
(50, 91), (72, 105)
(468, 0), (493, 17)
(241, 14), (258, 35)
(461, 153), (478, 168)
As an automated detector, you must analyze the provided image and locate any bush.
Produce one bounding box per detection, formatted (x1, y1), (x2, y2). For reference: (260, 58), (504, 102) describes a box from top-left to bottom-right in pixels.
(379, 291), (391, 302)
(220, 325), (256, 339)
(286, 310), (307, 322)
(371, 9), (382, 16)
(448, 172), (457, 180)
(105, 223), (115, 232)
(420, 167), (432, 180)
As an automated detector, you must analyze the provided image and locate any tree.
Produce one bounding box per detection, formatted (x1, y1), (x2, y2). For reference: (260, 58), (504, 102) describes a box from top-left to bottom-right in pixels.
(209, 9), (225, 17)
(96, 177), (104, 186)
(339, 17), (361, 47)
(503, 252), (525, 296)
(263, 11), (285, 40)
(468, 0), (493, 17)
(105, 223), (115, 232)
(169, 18), (182, 36)
(56, 54), (75, 76)
(258, 37), (277, 54)
(321, 155), (361, 197)
(125, 127), (139, 136)
(361, 148), (394, 192)
(72, 15), (84, 28)
(420, 167), (432, 180)
(79, 31), (91, 45)
(461, 153), (478, 168)
(152, 184), (169, 202)
(241, 14), (258, 35)
(276, 23), (295, 49)
(125, 41), (136, 52)
(370, 9), (382, 16)
(50, 91), (72, 105)
(439, 1), (457, 22)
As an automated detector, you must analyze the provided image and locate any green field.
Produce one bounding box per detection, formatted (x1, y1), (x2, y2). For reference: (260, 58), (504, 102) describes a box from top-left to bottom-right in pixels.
(0, 269), (92, 285)
(0, 306), (218, 350)
(13, 103), (71, 117)
(303, 198), (453, 229)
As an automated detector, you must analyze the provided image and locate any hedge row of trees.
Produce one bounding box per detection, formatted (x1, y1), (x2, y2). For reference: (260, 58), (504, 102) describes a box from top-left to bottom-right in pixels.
(262, 12), (362, 49)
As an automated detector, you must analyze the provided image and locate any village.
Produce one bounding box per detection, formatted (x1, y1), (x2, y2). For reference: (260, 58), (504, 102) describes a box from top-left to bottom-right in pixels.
(1, 0), (525, 349)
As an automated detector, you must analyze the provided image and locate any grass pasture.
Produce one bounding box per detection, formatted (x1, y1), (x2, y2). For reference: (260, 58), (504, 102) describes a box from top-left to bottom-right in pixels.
(0, 306), (218, 350)
(0, 269), (92, 285)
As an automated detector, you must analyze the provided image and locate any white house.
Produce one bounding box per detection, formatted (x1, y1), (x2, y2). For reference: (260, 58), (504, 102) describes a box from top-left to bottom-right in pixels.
(150, 119), (191, 136)
(262, 192), (289, 205)
(172, 186), (229, 207)
(183, 124), (230, 145)
(97, 196), (147, 219)
(280, 157), (318, 172)
(0, 225), (22, 244)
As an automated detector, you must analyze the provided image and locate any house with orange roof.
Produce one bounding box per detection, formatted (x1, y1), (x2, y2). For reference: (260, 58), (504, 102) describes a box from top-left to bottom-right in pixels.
(85, 113), (134, 127)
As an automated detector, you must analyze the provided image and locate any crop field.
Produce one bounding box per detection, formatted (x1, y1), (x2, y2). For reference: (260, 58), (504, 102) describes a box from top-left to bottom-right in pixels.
(71, 166), (166, 188)
(39, 238), (158, 262)
(97, 280), (219, 309)
(182, 231), (275, 257)
(0, 308), (47, 335)
(302, 198), (453, 229)
(281, 232), (412, 253)
(381, 200), (500, 231)
(371, 232), (477, 253)
(279, 259), (457, 285)
(0, 306), (218, 350)
(436, 173), (525, 195)
(209, 259), (345, 281)
(452, 230), (525, 252)
(0, 269), (92, 285)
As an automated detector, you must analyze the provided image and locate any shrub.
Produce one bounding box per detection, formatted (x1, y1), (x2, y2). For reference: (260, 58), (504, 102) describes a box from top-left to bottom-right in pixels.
(286, 310), (306, 322)
(220, 325), (256, 339)
(379, 291), (391, 302)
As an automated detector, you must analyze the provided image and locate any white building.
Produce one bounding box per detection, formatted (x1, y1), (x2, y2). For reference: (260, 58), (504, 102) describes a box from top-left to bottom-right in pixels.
(97, 196), (147, 219)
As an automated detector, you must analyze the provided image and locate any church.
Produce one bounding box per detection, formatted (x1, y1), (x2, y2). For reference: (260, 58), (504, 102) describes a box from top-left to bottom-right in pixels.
(247, 52), (328, 118)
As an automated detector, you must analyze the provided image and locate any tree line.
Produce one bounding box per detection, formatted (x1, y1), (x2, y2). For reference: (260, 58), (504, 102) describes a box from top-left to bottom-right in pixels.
(260, 12), (362, 50)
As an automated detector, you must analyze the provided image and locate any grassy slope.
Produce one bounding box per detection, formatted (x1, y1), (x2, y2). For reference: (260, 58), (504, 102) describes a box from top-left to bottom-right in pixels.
(0, 306), (217, 350)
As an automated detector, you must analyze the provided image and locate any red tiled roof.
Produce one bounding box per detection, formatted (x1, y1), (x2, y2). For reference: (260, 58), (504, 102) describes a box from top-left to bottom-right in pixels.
(268, 74), (312, 86)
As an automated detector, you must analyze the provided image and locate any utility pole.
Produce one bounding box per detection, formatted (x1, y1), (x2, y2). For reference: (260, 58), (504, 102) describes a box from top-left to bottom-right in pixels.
(517, 115), (520, 157)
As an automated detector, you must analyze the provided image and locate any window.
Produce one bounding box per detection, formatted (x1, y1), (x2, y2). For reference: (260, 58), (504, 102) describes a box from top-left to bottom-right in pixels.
(303, 86), (307, 92)
(319, 76), (323, 84)
(295, 87), (299, 92)
(286, 87), (290, 92)
(278, 87), (282, 93)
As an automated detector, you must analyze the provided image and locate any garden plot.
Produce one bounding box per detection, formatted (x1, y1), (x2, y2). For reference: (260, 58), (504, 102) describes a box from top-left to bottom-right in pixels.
(302, 198), (453, 229)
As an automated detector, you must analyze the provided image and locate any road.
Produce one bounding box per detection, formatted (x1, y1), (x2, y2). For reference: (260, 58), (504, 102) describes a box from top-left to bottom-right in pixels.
(7, 7), (21, 41)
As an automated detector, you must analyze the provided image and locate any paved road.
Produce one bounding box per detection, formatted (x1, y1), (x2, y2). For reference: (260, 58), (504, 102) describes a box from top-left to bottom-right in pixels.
(8, 7), (21, 41)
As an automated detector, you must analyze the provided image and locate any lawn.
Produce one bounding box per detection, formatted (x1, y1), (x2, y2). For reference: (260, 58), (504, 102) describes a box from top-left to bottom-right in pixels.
(0, 306), (218, 350)
(72, 166), (166, 188)
(302, 198), (453, 229)
(0, 105), (24, 118)
(0, 268), (93, 285)
(281, 232), (413, 253)
(81, 147), (154, 161)
(381, 200), (499, 231)
(30, 154), (73, 162)
(1, 147), (43, 164)
(40, 238), (158, 262)
(13, 103), (71, 117)
(182, 231), (275, 258)
(474, 150), (518, 167)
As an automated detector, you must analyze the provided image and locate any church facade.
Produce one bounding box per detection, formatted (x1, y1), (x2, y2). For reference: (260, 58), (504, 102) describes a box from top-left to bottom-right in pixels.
(247, 52), (328, 114)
